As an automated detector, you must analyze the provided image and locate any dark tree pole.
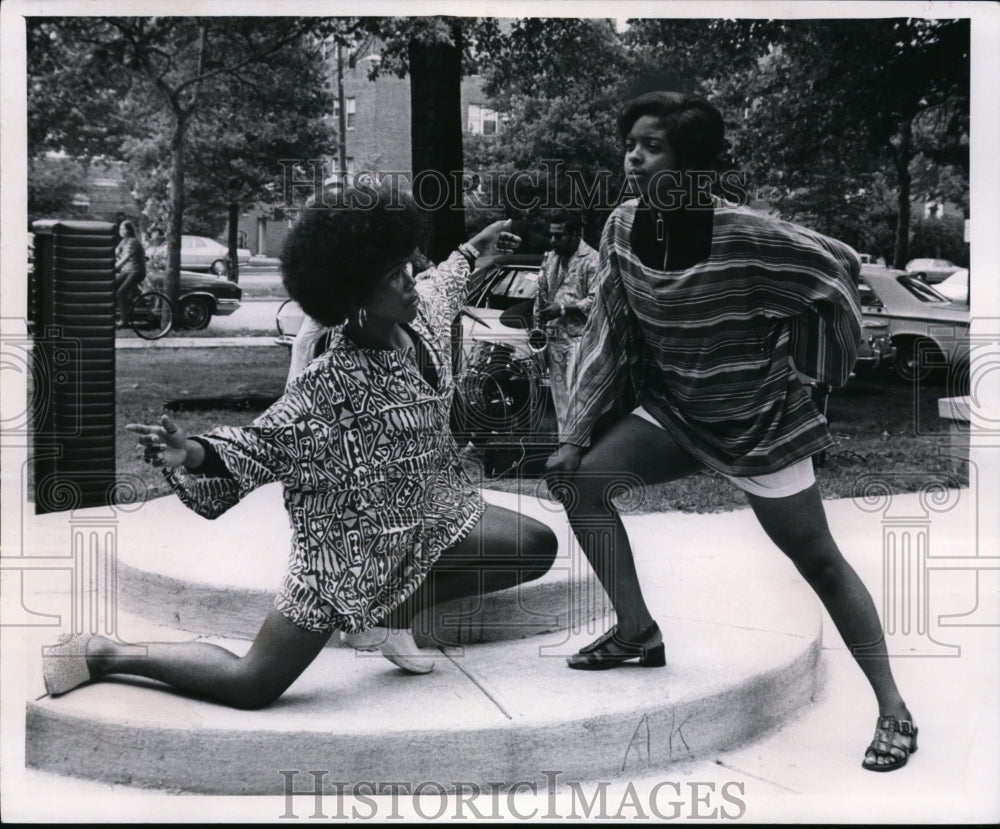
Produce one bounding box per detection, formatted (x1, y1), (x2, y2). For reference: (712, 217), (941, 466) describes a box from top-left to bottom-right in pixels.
(408, 22), (466, 263)
(226, 181), (240, 283)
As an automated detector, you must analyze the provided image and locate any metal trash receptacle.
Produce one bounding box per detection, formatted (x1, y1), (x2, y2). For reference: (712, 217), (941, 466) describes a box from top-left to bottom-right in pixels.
(30, 220), (117, 514)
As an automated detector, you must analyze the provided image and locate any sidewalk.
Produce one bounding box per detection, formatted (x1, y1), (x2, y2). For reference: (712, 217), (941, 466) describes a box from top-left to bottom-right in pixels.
(115, 336), (277, 348)
(4, 485), (999, 822)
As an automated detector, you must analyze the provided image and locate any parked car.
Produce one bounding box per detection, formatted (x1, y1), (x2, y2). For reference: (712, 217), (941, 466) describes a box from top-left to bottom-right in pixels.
(904, 257), (961, 284)
(853, 317), (896, 375)
(451, 255), (554, 449)
(455, 255), (543, 364)
(274, 255), (545, 367)
(454, 254), (905, 426)
(857, 265), (970, 382)
(145, 269), (243, 329)
(934, 268), (969, 304)
(147, 235), (251, 275)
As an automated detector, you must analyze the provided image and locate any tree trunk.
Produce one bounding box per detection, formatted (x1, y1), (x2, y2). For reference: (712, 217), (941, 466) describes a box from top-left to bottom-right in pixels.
(409, 23), (466, 262)
(337, 42), (348, 181)
(166, 111), (188, 307)
(227, 200), (240, 283)
(892, 117), (913, 270)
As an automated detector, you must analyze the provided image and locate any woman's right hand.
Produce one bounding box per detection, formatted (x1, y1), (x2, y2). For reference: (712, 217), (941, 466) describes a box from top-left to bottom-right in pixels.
(469, 219), (521, 257)
(544, 443), (585, 476)
(544, 444), (585, 505)
(126, 414), (193, 470)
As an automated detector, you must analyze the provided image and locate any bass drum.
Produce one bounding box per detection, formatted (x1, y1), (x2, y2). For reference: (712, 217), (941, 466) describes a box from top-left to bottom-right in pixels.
(452, 342), (544, 445)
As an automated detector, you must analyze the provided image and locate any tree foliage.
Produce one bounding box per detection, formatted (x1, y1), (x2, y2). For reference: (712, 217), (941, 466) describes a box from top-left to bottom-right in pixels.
(27, 155), (90, 219)
(28, 17), (336, 296)
(343, 17), (631, 254)
(462, 18), (630, 251)
(621, 18), (782, 97)
(706, 18), (969, 267)
(26, 14), (970, 277)
(122, 30), (335, 239)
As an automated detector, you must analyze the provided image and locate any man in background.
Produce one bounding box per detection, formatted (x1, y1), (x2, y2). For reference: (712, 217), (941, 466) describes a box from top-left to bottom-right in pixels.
(533, 211), (599, 438)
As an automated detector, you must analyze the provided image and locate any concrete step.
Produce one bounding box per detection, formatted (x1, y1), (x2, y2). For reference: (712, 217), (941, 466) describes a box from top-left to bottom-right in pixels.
(14, 488), (996, 813)
(25, 569), (822, 794)
(20, 486), (828, 794)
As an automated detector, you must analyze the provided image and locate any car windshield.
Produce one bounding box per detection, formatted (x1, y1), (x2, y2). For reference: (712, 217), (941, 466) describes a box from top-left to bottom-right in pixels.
(897, 275), (950, 303)
(489, 269), (538, 302)
(467, 264), (540, 308)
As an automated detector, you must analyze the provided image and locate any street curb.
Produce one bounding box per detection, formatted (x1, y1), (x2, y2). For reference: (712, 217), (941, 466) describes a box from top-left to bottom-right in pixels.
(116, 337), (278, 348)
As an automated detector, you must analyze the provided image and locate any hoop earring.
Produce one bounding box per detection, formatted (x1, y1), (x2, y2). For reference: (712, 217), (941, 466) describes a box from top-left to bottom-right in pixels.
(357, 307), (368, 328)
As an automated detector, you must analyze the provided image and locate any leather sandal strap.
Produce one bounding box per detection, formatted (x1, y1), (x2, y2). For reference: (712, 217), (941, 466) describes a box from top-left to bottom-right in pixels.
(578, 625), (619, 654)
(865, 717), (916, 765)
(875, 716), (914, 736)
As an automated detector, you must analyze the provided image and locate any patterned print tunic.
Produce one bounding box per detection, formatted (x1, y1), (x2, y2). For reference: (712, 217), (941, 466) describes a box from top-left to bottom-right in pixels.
(564, 201), (862, 476)
(164, 252), (486, 632)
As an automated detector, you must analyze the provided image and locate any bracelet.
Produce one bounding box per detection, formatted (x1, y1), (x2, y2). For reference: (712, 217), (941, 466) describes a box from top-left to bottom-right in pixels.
(458, 242), (480, 264)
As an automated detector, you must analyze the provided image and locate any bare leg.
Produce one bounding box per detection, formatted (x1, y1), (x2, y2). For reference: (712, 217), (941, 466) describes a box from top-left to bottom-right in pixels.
(85, 610), (332, 709)
(390, 504), (558, 628)
(547, 415), (702, 640)
(745, 485), (908, 714)
(745, 485), (914, 767)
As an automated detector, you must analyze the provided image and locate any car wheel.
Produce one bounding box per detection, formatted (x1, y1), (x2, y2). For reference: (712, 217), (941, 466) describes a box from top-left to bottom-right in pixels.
(179, 296), (212, 330)
(893, 336), (942, 383)
(211, 259), (228, 276)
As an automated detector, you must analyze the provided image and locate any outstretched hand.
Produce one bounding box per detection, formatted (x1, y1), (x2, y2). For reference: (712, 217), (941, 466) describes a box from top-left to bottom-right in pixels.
(469, 219), (521, 257)
(126, 414), (190, 469)
(544, 444), (585, 477)
(543, 444), (585, 506)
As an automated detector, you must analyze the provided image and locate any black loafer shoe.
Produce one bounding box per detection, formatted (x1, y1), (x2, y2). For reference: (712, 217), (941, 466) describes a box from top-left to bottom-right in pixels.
(567, 622), (666, 670)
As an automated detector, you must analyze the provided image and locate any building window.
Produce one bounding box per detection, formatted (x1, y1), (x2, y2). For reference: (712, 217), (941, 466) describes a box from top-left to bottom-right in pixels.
(468, 104), (500, 136)
(333, 96), (356, 129)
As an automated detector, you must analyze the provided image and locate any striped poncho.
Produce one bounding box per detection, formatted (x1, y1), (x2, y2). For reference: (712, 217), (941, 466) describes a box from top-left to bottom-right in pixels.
(563, 201), (862, 477)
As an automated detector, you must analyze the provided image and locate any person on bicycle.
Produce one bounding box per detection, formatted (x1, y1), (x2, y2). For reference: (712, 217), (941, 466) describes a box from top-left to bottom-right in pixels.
(114, 220), (147, 326)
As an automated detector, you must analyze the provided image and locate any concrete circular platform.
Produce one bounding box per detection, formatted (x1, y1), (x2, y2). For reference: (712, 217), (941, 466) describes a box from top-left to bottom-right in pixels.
(26, 610), (821, 794)
(103, 486), (611, 645)
(24, 486), (825, 794)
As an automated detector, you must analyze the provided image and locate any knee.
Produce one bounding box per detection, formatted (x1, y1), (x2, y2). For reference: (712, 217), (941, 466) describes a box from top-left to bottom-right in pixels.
(548, 468), (617, 516)
(784, 538), (848, 590)
(520, 518), (558, 580)
(224, 663), (286, 710)
(234, 690), (280, 711)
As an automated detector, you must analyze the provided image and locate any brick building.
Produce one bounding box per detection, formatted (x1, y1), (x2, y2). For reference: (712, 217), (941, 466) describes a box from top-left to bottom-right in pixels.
(239, 50), (501, 256)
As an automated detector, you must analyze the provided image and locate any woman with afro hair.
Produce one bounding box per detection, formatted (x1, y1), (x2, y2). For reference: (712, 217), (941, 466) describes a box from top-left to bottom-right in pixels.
(43, 187), (557, 709)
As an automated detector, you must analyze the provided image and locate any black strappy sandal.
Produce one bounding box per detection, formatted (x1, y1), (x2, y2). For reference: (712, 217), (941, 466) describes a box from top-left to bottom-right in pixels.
(567, 622), (666, 670)
(862, 715), (918, 772)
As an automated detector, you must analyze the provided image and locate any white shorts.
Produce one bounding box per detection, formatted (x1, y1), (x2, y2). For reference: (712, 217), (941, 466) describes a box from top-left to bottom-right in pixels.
(631, 406), (816, 498)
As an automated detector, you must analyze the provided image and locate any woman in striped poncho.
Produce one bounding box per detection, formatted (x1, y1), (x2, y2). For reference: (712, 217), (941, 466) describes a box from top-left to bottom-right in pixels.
(545, 92), (916, 772)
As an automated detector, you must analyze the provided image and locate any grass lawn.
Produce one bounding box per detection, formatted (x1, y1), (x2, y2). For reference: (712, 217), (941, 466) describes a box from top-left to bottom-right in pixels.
(116, 346), (289, 499)
(113, 345), (967, 512)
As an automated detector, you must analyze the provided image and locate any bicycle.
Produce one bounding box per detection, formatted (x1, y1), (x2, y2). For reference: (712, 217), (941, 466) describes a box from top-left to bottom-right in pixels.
(119, 280), (175, 340)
